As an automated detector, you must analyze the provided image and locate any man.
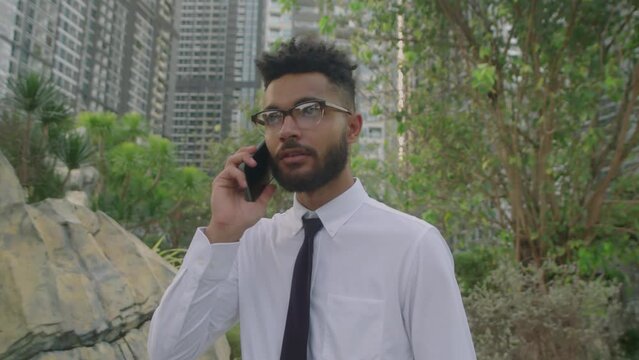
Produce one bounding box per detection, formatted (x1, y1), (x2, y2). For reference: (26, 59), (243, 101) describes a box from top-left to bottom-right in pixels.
(148, 36), (476, 360)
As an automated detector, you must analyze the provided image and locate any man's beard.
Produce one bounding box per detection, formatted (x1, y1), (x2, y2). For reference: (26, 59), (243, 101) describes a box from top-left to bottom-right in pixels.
(269, 131), (348, 193)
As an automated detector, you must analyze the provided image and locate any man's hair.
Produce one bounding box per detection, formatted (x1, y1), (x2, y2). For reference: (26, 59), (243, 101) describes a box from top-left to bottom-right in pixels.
(255, 36), (358, 109)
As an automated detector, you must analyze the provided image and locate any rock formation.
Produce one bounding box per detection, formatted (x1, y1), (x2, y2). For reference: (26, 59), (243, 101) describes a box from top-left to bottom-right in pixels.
(0, 151), (230, 359)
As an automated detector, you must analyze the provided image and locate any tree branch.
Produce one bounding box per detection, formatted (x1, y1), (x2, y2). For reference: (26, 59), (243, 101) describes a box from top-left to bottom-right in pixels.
(585, 61), (639, 241)
(434, 0), (478, 57)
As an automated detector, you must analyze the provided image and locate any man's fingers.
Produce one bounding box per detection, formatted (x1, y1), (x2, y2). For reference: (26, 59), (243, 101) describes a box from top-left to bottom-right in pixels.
(242, 152), (257, 167)
(213, 163), (248, 189)
(225, 166), (248, 189)
(226, 146), (257, 167)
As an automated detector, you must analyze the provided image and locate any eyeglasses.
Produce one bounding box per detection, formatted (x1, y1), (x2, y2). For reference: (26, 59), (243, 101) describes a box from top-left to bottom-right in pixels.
(251, 100), (352, 130)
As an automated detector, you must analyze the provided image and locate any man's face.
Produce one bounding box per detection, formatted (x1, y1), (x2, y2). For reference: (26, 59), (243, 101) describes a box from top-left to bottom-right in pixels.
(262, 72), (355, 192)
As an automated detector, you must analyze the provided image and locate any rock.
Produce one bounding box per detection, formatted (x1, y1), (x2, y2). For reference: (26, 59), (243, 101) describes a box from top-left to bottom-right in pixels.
(67, 166), (99, 193)
(0, 152), (24, 207)
(0, 150), (230, 359)
(65, 190), (89, 207)
(28, 323), (230, 360)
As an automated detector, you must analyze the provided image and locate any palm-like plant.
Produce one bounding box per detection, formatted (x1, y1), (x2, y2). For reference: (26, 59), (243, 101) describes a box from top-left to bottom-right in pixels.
(109, 141), (142, 202)
(145, 135), (175, 192)
(52, 132), (94, 187)
(5, 73), (61, 184)
(40, 101), (72, 148)
(114, 112), (148, 144)
(78, 111), (116, 197)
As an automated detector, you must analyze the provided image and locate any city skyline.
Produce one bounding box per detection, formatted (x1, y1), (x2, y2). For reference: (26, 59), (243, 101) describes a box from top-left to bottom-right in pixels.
(0, 0), (390, 170)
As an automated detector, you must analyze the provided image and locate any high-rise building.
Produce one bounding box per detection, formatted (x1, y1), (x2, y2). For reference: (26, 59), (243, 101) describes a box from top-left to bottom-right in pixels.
(166, 0), (265, 169)
(0, 0), (179, 133)
(263, 0), (292, 50)
(0, 0), (20, 95)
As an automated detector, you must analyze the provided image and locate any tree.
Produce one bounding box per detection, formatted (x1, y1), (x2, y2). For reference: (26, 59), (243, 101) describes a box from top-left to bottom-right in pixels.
(39, 100), (72, 148)
(78, 111), (116, 199)
(52, 131), (94, 187)
(74, 111), (212, 247)
(3, 73), (66, 186)
(110, 112), (148, 145)
(145, 135), (176, 193)
(341, 0), (639, 265)
(108, 141), (143, 217)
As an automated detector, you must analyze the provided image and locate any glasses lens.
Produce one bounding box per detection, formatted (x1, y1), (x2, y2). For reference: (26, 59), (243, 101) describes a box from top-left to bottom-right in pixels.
(292, 102), (323, 126)
(257, 111), (283, 127)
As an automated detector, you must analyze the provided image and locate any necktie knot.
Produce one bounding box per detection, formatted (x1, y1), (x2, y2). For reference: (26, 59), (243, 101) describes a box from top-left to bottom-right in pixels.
(302, 217), (323, 238)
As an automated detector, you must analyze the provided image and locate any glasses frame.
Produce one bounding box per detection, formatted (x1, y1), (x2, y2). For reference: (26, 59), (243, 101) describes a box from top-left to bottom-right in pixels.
(251, 100), (352, 130)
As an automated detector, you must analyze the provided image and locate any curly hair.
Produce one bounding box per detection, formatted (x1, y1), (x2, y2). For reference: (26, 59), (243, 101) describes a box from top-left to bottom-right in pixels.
(255, 35), (358, 109)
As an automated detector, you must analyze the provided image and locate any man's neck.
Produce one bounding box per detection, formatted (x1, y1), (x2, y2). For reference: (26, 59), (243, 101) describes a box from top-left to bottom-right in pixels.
(296, 168), (355, 211)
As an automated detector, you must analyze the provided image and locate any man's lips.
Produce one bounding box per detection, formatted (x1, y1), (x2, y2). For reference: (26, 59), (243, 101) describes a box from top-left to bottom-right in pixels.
(277, 147), (313, 164)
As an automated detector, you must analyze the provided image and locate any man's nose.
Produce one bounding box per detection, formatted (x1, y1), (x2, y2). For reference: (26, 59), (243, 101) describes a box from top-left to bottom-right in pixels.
(279, 114), (301, 141)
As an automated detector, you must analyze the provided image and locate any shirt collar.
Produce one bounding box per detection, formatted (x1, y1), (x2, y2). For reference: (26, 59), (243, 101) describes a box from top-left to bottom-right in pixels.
(290, 178), (368, 238)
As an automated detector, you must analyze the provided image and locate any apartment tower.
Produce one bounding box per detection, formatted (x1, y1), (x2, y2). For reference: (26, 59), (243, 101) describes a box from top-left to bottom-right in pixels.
(0, 0), (179, 132)
(166, 0), (265, 168)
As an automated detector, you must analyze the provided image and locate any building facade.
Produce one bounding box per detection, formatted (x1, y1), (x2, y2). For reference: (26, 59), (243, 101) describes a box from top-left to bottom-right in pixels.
(0, 0), (179, 134)
(165, 0), (265, 168)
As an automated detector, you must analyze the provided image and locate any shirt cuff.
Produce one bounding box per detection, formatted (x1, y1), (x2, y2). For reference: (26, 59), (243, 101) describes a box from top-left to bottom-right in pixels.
(181, 227), (240, 280)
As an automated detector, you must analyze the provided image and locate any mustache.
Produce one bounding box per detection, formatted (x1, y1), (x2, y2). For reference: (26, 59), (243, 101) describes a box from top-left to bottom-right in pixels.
(276, 139), (318, 159)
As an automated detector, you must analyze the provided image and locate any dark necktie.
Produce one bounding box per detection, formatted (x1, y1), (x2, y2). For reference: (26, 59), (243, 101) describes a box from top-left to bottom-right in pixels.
(280, 216), (323, 360)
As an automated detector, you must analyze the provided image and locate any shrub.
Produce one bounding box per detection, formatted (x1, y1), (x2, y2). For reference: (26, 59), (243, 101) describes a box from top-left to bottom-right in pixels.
(455, 244), (501, 296)
(465, 261), (629, 360)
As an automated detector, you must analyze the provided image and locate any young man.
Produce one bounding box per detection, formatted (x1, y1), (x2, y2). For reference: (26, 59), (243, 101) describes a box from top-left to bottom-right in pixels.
(148, 37), (476, 360)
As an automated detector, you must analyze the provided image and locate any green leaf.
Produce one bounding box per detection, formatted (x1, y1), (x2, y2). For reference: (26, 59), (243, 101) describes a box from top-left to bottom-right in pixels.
(397, 121), (406, 135)
(359, 48), (373, 62)
(471, 63), (496, 94)
(319, 15), (336, 35)
(404, 50), (418, 65)
(479, 46), (491, 60)
(370, 103), (382, 116)
(277, 0), (297, 13)
(349, 1), (364, 13)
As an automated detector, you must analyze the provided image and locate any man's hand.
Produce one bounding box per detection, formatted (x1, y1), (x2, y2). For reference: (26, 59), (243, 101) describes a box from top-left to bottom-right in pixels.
(205, 146), (276, 243)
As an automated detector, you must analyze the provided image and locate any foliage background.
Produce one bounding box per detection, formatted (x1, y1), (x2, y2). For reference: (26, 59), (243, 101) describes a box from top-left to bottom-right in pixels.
(1, 0), (639, 358)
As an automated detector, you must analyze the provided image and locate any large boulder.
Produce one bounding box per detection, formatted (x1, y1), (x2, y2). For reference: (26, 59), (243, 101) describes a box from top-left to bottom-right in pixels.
(0, 150), (24, 207)
(0, 151), (230, 360)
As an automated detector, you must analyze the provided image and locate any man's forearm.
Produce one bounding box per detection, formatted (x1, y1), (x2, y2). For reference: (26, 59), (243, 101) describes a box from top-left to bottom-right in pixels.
(147, 228), (240, 359)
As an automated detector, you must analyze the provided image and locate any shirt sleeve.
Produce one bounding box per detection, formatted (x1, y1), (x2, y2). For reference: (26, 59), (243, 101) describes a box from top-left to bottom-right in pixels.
(147, 227), (240, 360)
(403, 227), (476, 360)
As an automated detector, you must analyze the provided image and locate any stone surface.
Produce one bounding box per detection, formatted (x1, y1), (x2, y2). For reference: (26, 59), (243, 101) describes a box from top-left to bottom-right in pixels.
(54, 163), (99, 193)
(65, 190), (89, 207)
(0, 151), (231, 359)
(0, 151), (24, 207)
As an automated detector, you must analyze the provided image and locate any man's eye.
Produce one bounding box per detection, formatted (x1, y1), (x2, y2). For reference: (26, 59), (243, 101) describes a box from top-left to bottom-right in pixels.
(299, 103), (321, 117)
(264, 112), (282, 124)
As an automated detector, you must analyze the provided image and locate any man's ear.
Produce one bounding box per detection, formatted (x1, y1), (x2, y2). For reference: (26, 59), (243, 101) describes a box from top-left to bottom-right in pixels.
(346, 113), (363, 144)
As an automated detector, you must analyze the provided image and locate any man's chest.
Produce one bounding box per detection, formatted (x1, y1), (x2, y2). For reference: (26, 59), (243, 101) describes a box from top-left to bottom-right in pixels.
(237, 232), (413, 359)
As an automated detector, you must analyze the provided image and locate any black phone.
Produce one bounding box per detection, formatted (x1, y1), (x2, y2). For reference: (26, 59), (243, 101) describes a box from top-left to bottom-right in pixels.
(239, 141), (271, 202)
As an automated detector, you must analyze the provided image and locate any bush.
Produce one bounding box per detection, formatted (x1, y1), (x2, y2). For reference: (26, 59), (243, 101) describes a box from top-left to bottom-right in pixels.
(465, 261), (630, 360)
(454, 245), (501, 296)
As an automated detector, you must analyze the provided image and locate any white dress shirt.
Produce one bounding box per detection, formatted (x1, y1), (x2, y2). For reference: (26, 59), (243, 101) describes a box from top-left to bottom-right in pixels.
(148, 180), (476, 360)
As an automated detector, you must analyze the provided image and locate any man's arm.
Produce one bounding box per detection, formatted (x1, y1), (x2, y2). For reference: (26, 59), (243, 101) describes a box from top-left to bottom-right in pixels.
(147, 228), (240, 360)
(403, 227), (476, 360)
(148, 145), (276, 359)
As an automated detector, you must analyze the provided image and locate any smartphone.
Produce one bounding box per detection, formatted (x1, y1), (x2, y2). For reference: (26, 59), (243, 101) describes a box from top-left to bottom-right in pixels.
(239, 141), (271, 202)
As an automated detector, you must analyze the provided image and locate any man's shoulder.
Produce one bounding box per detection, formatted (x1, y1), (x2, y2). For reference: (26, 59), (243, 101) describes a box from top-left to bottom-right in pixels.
(358, 197), (436, 234)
